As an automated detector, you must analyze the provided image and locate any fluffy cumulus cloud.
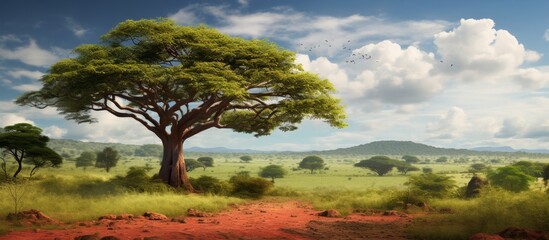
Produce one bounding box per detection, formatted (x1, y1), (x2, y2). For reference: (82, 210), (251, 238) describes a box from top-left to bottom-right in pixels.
(434, 19), (542, 86)
(0, 113), (34, 127)
(0, 39), (60, 67)
(427, 107), (469, 139)
(8, 70), (44, 80)
(43, 125), (68, 138)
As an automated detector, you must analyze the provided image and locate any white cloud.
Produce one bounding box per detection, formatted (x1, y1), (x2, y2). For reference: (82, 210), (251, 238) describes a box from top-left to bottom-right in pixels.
(12, 84), (41, 92)
(0, 113), (34, 127)
(65, 17), (88, 37)
(7, 70), (44, 79)
(495, 117), (526, 138)
(544, 29), (549, 42)
(427, 107), (469, 139)
(434, 18), (541, 84)
(169, 6), (199, 25)
(43, 125), (67, 138)
(169, 5), (450, 48)
(0, 39), (60, 67)
(0, 34), (21, 43)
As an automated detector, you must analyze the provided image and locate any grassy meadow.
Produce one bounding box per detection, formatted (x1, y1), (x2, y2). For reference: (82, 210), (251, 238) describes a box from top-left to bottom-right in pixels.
(1, 150), (548, 238)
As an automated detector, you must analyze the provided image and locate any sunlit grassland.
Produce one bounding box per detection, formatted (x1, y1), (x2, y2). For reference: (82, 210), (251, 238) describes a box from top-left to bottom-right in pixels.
(0, 179), (245, 223)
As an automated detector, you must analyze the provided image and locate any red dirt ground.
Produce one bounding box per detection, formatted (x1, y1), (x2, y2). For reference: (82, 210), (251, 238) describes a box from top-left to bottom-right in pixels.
(1, 200), (415, 240)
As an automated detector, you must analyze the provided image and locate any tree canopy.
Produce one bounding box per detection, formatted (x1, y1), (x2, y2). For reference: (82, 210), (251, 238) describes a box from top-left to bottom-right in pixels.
(240, 155), (253, 163)
(402, 155), (420, 164)
(487, 166), (534, 192)
(75, 151), (95, 169)
(197, 157), (214, 170)
(299, 156), (325, 174)
(259, 164), (287, 183)
(0, 123), (62, 178)
(16, 19), (346, 190)
(354, 156), (407, 176)
(184, 158), (204, 172)
(406, 173), (456, 198)
(95, 147), (120, 172)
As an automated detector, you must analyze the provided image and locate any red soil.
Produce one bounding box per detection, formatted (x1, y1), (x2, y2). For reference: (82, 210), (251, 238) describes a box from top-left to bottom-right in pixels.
(1, 200), (414, 240)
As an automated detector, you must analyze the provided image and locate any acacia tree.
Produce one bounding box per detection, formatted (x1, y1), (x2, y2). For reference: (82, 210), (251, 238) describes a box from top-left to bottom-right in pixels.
(197, 157), (214, 171)
(240, 155), (253, 163)
(299, 156), (325, 174)
(0, 123), (61, 178)
(259, 164), (287, 183)
(354, 156), (406, 176)
(16, 19), (346, 191)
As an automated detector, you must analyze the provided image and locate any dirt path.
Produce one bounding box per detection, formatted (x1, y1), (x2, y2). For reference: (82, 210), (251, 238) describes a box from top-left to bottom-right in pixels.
(1, 200), (414, 240)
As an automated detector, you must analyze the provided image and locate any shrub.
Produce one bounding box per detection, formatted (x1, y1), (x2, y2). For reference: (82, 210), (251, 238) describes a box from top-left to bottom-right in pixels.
(406, 173), (456, 198)
(112, 167), (171, 193)
(190, 175), (231, 195)
(229, 173), (272, 198)
(487, 166), (534, 192)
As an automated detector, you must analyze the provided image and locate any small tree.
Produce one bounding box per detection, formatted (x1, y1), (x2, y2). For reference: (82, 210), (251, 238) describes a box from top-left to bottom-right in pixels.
(0, 123), (61, 178)
(511, 161), (544, 178)
(397, 165), (420, 175)
(24, 147), (62, 177)
(184, 158), (204, 172)
(406, 173), (456, 198)
(469, 163), (488, 173)
(75, 151), (95, 170)
(259, 165), (287, 183)
(422, 167), (433, 173)
(354, 156), (405, 176)
(299, 156), (325, 174)
(95, 147), (119, 173)
(487, 166), (534, 192)
(402, 155), (420, 164)
(435, 156), (448, 163)
(197, 157), (214, 171)
(240, 155), (253, 163)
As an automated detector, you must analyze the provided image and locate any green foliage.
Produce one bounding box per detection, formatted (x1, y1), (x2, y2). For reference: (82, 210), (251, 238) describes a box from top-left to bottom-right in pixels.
(543, 164), (549, 186)
(95, 147), (119, 173)
(406, 173), (457, 198)
(354, 156), (406, 176)
(435, 156), (448, 163)
(190, 175), (231, 195)
(24, 147), (63, 177)
(185, 158), (204, 172)
(259, 164), (287, 182)
(197, 157), (214, 170)
(0, 123), (61, 178)
(402, 155), (420, 164)
(487, 166), (534, 192)
(75, 151), (95, 169)
(112, 167), (171, 193)
(422, 167), (433, 173)
(299, 156), (325, 174)
(134, 144), (162, 157)
(511, 161), (544, 178)
(396, 165), (420, 175)
(229, 172), (272, 198)
(239, 155), (252, 163)
(469, 163), (488, 173)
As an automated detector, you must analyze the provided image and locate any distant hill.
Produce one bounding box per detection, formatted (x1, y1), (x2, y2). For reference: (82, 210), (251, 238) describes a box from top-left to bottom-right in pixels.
(472, 146), (549, 154)
(320, 140), (482, 156)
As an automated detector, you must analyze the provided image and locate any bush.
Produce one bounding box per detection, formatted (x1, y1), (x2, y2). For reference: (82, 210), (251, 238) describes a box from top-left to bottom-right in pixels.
(406, 173), (456, 198)
(112, 167), (171, 193)
(229, 172), (272, 198)
(487, 166), (534, 192)
(190, 176), (231, 195)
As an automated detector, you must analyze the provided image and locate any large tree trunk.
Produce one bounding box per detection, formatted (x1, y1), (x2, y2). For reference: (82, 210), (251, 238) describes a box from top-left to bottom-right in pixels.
(158, 137), (195, 192)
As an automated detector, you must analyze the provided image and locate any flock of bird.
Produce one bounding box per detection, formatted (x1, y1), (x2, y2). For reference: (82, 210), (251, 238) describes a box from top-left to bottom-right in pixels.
(294, 38), (454, 67)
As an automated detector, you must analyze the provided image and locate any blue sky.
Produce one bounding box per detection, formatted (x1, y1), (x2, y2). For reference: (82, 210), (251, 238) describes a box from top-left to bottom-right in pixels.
(2, 0), (549, 151)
